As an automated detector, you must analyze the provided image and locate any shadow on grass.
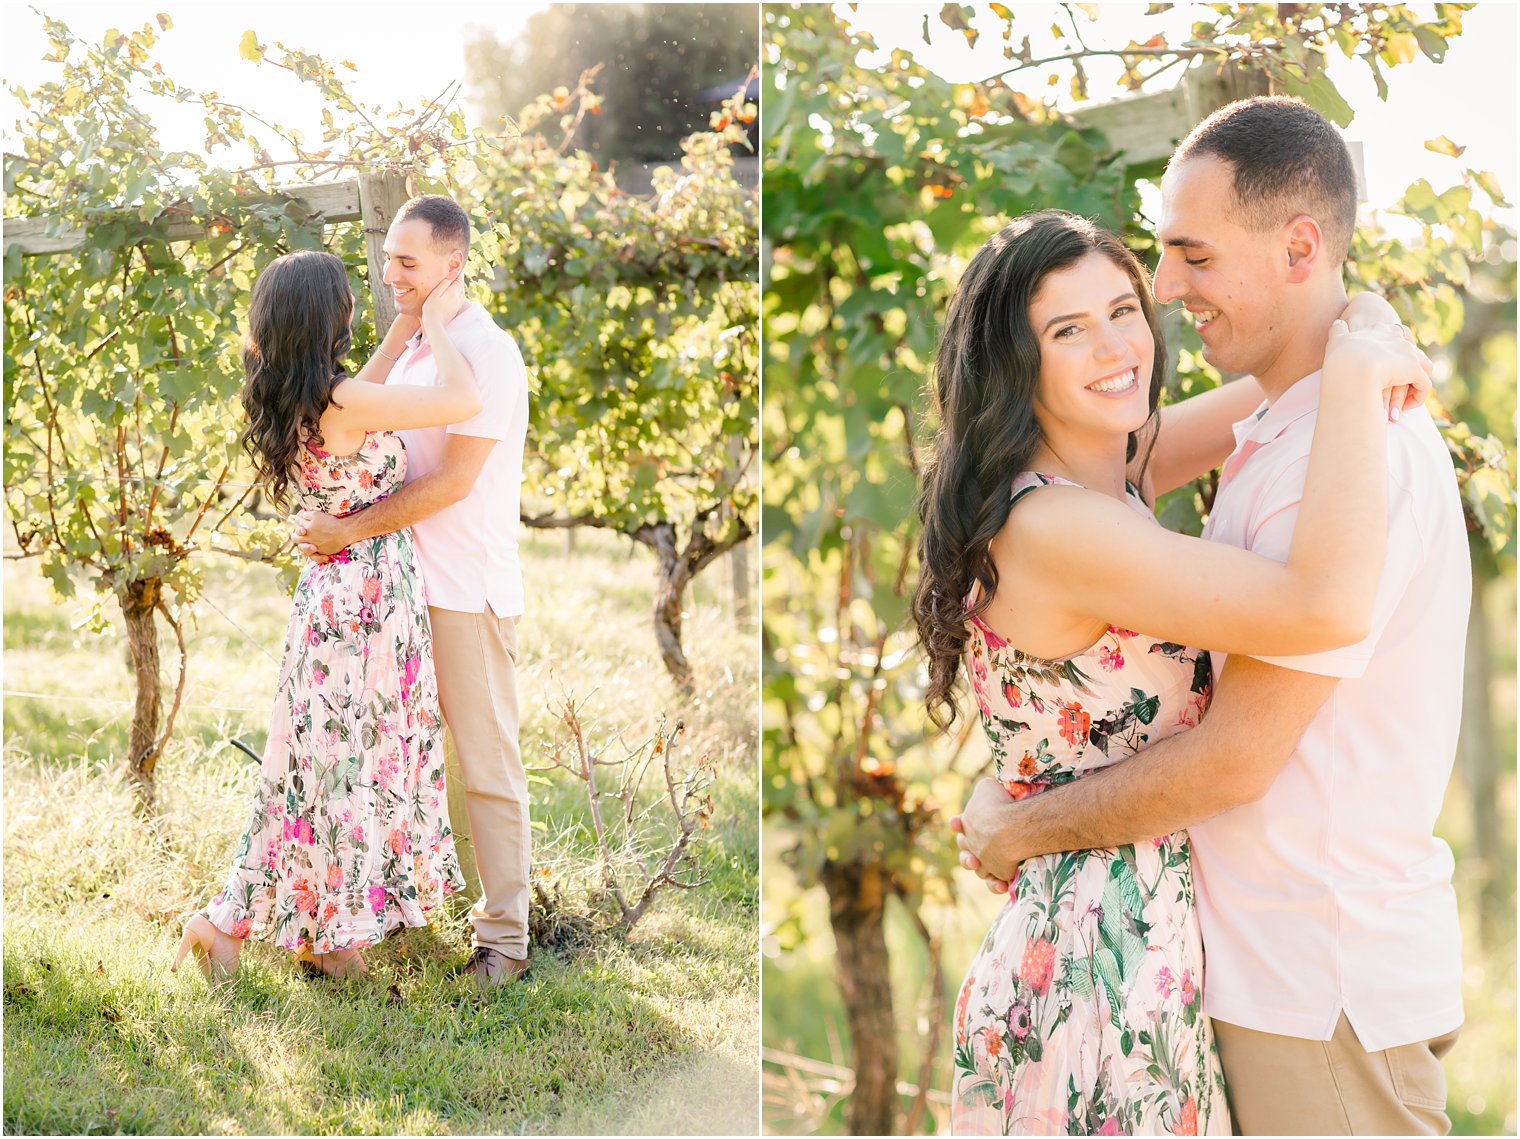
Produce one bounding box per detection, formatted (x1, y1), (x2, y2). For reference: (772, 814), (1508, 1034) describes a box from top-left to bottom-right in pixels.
(3, 923), (718, 1135)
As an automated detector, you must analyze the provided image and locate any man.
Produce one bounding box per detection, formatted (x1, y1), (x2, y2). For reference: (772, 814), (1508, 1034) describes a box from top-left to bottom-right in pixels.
(295, 194), (532, 989)
(956, 97), (1469, 1134)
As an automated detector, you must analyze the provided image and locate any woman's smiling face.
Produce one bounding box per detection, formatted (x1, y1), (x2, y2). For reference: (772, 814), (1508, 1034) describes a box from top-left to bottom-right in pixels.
(1027, 251), (1155, 444)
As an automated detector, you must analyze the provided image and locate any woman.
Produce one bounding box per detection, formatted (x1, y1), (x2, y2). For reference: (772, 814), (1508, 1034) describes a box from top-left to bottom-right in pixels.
(173, 249), (479, 981)
(912, 212), (1427, 1133)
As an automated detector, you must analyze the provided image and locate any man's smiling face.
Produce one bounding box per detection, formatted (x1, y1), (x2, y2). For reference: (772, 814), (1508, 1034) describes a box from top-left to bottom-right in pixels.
(1151, 153), (1294, 379)
(381, 217), (461, 319)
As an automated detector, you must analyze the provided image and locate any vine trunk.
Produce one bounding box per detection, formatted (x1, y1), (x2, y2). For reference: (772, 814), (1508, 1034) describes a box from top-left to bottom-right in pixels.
(120, 576), (163, 787)
(823, 856), (900, 1136)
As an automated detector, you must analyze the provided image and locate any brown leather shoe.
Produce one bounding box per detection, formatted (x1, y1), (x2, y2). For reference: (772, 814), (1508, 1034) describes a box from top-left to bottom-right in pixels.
(464, 945), (529, 990)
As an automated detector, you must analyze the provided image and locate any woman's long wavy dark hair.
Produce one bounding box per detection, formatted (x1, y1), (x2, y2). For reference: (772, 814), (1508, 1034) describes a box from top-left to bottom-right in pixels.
(913, 210), (1167, 731)
(239, 250), (354, 506)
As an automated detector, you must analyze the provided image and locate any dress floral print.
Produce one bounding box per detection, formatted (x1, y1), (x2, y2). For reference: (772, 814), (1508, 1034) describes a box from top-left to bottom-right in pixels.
(952, 472), (1226, 1136)
(202, 430), (463, 953)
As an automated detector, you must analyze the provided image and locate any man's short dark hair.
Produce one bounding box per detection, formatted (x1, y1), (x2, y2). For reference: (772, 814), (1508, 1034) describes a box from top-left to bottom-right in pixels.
(395, 194), (471, 255)
(1172, 95), (1358, 262)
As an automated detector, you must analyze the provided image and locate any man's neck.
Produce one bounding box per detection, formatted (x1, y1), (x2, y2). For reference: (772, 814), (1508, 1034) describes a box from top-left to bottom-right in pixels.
(1252, 282), (1348, 403)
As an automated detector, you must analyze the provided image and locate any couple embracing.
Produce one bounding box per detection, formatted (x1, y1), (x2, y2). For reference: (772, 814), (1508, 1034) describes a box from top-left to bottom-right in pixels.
(922, 98), (1467, 1134)
(173, 194), (531, 990)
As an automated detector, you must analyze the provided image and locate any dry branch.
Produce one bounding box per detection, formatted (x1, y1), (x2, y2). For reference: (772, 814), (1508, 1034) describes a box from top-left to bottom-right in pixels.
(534, 687), (716, 936)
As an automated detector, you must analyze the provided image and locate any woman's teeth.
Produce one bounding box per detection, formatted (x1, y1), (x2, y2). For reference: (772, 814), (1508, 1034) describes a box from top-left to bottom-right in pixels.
(1087, 368), (1136, 394)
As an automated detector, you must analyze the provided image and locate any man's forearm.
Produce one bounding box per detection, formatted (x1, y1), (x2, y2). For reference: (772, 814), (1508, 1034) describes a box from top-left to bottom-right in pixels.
(987, 728), (1241, 869)
(337, 471), (462, 544)
(969, 657), (1338, 876)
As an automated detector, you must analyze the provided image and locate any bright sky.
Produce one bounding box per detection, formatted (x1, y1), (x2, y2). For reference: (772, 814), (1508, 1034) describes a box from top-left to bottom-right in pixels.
(6, 2), (1513, 221)
(840, 2), (1517, 223)
(3, 2), (550, 167)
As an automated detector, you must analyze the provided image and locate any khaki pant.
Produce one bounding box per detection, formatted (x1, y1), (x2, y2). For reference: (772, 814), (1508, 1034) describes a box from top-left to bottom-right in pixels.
(429, 607), (529, 960)
(1214, 1014), (1459, 1136)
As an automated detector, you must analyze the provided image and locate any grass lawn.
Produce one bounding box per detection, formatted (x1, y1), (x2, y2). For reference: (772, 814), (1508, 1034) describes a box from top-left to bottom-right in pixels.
(3, 526), (759, 1135)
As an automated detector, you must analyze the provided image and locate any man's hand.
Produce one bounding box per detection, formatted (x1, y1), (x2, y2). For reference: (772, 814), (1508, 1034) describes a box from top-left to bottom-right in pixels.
(953, 778), (1023, 892)
(291, 510), (350, 559)
(950, 814), (1011, 896)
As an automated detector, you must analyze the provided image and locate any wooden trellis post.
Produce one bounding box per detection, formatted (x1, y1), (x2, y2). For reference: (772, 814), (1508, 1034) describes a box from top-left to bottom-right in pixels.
(356, 169), (413, 340)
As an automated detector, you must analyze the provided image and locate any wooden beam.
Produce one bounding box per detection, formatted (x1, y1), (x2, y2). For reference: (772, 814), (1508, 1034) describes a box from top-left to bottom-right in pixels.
(356, 169), (412, 340)
(1068, 65), (1271, 167)
(2, 178), (361, 256)
(1069, 65), (1367, 201)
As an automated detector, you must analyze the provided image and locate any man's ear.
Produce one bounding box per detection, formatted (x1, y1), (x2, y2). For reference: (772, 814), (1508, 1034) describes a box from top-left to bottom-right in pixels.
(1282, 215), (1323, 284)
(449, 249), (465, 274)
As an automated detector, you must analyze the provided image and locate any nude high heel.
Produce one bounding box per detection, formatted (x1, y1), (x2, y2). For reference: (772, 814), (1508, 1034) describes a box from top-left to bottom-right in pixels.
(172, 914), (240, 984)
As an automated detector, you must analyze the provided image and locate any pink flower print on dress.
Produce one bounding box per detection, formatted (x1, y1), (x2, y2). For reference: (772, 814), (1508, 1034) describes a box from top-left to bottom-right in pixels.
(1056, 702), (1091, 747)
(1096, 1117), (1125, 1136)
(230, 917), (253, 939)
(1175, 1097), (1198, 1136)
(367, 885), (387, 914)
(1009, 1002), (1031, 1040)
(1155, 965), (1176, 996)
(400, 653), (421, 704)
(956, 976), (974, 1040)
(1099, 644), (1124, 672)
(1020, 936), (1056, 995)
(982, 1026), (1005, 1061)
(978, 617), (1008, 652)
(1180, 968), (1195, 1006)
(1001, 678), (1022, 708)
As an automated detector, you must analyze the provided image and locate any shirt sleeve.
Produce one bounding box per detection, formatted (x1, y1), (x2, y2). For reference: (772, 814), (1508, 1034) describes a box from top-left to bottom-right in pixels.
(445, 316), (524, 442)
(1244, 453), (1426, 679)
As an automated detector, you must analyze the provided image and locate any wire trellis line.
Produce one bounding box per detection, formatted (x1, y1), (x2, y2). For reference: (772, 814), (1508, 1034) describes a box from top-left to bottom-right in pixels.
(3, 689), (262, 715)
(11, 471), (267, 491)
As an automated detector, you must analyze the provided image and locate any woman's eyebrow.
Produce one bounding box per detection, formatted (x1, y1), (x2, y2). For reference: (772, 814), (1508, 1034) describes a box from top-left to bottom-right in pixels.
(1040, 292), (1139, 333)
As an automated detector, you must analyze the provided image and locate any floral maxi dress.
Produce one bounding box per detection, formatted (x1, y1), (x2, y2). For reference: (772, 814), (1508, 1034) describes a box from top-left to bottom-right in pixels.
(203, 431), (464, 953)
(952, 472), (1228, 1136)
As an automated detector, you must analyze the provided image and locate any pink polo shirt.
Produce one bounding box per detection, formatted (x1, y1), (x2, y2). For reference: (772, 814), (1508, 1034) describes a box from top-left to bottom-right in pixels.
(390, 300), (529, 618)
(1191, 370), (1469, 1053)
